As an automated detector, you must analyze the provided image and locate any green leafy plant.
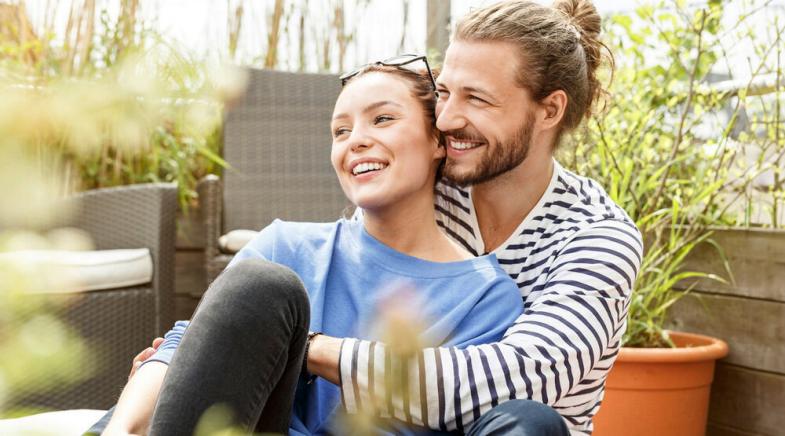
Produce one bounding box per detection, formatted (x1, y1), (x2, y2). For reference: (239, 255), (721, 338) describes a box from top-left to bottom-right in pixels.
(562, 0), (784, 347)
(1, 0), (385, 212)
(0, 1), (232, 211)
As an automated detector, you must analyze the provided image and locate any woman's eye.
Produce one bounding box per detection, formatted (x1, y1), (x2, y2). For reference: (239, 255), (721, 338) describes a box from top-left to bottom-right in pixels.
(374, 115), (394, 124)
(469, 95), (488, 105)
(333, 127), (350, 137)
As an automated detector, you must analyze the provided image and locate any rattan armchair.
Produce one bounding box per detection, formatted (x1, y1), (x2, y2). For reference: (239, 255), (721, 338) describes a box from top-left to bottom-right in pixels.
(10, 182), (177, 410)
(200, 69), (349, 284)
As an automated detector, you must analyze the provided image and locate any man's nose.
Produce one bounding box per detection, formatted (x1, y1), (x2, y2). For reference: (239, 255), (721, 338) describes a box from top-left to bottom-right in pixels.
(436, 97), (467, 133)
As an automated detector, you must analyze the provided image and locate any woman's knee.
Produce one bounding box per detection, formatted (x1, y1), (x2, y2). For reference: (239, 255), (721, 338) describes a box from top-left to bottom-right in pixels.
(204, 259), (310, 324)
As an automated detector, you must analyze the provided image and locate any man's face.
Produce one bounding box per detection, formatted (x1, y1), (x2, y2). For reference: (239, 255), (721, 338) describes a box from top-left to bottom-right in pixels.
(436, 40), (537, 186)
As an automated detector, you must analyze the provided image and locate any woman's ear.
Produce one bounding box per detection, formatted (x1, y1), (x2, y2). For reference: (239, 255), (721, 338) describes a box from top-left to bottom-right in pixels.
(433, 136), (446, 159)
(434, 145), (446, 159)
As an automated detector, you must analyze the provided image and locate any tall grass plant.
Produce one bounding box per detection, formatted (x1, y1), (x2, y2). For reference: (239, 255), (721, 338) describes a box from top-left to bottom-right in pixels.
(563, 0), (784, 347)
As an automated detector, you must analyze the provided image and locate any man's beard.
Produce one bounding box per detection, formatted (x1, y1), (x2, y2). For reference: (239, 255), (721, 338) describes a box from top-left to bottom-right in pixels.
(442, 112), (534, 186)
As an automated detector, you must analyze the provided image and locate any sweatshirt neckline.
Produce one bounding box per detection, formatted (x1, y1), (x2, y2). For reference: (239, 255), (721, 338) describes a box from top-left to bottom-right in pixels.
(344, 219), (500, 279)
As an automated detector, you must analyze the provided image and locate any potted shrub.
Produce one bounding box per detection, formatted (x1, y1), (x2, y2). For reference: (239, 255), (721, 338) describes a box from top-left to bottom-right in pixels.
(561, 1), (781, 434)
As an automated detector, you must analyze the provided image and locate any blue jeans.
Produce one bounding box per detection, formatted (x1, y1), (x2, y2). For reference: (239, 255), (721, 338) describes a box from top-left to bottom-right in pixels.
(86, 259), (568, 435)
(466, 400), (569, 435)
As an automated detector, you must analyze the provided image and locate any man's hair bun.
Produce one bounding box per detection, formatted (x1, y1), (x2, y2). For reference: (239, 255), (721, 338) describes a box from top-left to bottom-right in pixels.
(553, 0), (612, 122)
(554, 0), (601, 40)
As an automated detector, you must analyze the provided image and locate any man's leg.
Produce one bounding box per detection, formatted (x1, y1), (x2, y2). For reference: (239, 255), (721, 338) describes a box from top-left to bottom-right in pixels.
(148, 259), (310, 435)
(466, 400), (570, 436)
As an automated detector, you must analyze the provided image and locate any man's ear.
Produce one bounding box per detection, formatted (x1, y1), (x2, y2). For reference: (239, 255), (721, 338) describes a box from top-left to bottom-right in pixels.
(537, 90), (568, 130)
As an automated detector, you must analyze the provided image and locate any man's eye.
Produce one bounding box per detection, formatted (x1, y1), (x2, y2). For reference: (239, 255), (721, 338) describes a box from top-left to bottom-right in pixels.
(437, 89), (449, 99)
(374, 115), (394, 124)
(469, 95), (488, 104)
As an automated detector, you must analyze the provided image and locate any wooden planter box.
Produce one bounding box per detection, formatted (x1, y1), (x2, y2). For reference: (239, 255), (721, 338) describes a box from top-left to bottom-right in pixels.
(668, 227), (785, 436)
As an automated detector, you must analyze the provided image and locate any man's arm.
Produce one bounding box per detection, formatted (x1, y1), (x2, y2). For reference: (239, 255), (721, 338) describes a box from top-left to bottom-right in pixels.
(309, 221), (642, 432)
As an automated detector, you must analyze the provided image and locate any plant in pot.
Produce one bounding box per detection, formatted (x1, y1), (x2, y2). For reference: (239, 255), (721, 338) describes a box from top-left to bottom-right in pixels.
(561, 1), (781, 434)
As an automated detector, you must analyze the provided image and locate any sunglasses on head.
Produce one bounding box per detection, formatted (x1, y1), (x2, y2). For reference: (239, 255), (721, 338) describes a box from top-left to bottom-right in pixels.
(339, 54), (437, 92)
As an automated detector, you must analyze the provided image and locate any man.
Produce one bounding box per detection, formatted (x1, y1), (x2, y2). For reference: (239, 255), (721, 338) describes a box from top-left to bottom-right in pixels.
(304, 1), (641, 434)
(129, 1), (640, 434)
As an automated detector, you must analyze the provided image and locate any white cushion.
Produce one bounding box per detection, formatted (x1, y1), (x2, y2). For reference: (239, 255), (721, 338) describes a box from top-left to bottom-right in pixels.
(0, 409), (106, 436)
(0, 248), (153, 293)
(219, 229), (258, 254)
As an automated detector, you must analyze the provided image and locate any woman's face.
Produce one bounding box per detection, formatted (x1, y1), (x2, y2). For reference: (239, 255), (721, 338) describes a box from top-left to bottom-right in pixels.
(330, 72), (444, 213)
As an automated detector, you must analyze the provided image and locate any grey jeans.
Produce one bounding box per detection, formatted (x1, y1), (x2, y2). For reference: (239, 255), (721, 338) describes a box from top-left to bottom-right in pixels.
(145, 259), (309, 435)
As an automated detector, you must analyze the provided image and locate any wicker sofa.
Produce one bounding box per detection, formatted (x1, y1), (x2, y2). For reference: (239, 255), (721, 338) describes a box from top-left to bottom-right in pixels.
(200, 69), (349, 284)
(8, 182), (177, 411)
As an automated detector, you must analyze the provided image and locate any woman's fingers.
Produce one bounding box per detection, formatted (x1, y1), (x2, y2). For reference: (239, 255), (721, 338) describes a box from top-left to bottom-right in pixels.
(128, 337), (164, 378)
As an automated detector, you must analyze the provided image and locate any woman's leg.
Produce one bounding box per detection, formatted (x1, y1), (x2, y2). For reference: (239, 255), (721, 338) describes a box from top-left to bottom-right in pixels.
(148, 259), (310, 435)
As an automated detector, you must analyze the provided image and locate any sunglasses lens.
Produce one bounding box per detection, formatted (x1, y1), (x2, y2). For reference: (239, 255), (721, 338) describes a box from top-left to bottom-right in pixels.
(382, 54), (419, 65)
(339, 70), (359, 86)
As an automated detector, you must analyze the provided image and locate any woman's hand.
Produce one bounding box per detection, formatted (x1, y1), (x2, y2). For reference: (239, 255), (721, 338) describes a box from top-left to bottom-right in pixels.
(128, 337), (164, 379)
(306, 334), (342, 384)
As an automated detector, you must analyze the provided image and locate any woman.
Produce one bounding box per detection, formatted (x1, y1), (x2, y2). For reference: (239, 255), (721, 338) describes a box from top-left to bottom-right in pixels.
(99, 56), (522, 435)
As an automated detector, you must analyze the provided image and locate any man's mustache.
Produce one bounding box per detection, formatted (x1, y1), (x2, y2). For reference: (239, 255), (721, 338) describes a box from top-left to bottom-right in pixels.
(442, 129), (486, 143)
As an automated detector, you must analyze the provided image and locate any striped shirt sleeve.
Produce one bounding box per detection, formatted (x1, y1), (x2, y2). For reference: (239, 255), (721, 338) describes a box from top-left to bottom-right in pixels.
(338, 220), (642, 432)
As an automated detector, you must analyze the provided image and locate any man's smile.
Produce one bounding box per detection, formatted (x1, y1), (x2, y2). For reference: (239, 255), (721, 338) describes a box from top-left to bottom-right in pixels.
(446, 136), (485, 156)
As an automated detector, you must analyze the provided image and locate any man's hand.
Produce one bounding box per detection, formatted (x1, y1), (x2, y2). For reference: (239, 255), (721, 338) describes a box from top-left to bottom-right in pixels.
(128, 337), (164, 379)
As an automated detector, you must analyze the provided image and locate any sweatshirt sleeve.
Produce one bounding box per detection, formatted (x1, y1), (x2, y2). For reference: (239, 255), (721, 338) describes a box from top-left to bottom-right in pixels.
(337, 220), (642, 432)
(140, 320), (190, 367)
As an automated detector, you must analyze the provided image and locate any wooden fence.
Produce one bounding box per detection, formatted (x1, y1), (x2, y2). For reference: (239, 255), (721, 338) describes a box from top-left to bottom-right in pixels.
(669, 228), (785, 436)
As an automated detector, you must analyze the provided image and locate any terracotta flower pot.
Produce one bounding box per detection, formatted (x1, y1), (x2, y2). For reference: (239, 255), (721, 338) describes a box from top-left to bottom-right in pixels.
(593, 331), (728, 436)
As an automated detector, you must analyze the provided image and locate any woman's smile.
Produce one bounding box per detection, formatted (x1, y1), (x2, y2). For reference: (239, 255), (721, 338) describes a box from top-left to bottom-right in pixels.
(349, 158), (389, 180)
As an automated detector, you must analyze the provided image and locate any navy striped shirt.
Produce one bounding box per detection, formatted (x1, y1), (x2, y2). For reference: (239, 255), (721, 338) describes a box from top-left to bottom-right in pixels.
(339, 160), (643, 435)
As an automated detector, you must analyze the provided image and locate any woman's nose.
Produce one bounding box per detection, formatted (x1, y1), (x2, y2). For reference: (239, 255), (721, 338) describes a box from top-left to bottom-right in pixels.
(348, 129), (372, 153)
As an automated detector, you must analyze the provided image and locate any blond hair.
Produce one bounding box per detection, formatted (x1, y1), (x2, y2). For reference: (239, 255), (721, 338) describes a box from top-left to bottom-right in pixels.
(455, 0), (613, 143)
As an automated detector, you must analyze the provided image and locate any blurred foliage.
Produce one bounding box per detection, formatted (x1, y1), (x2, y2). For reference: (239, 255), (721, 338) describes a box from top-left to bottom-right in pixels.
(561, 0), (784, 347)
(0, 0), (386, 211)
(0, 255), (93, 417)
(0, 1), (235, 212)
(0, 1), (240, 416)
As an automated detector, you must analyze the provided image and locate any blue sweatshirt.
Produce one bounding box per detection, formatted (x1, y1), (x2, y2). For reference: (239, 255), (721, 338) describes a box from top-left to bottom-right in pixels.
(147, 219), (522, 435)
